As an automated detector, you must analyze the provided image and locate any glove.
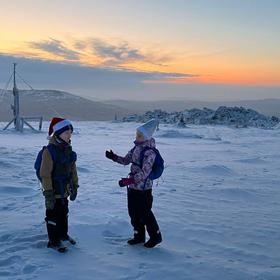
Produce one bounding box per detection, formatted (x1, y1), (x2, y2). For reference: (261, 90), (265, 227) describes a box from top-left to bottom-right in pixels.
(105, 150), (117, 161)
(70, 190), (77, 201)
(43, 190), (55, 210)
(118, 177), (135, 187)
(70, 186), (78, 201)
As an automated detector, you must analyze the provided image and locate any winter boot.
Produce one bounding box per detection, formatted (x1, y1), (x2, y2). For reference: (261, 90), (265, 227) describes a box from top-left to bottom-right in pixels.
(144, 231), (162, 248)
(47, 240), (67, 253)
(127, 230), (145, 245)
(61, 235), (76, 245)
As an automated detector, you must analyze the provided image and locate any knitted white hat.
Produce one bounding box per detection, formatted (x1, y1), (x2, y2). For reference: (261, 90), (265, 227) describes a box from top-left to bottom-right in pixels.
(137, 119), (159, 140)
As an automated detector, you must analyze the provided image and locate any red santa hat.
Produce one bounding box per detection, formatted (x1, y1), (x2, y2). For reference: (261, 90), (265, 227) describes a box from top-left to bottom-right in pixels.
(48, 117), (73, 137)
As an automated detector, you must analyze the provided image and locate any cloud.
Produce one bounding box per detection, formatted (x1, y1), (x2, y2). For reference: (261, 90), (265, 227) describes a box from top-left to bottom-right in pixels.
(142, 72), (197, 84)
(28, 37), (147, 65)
(0, 53), (194, 89)
(90, 39), (145, 63)
(73, 40), (87, 51)
(0, 53), (279, 101)
(29, 38), (80, 60)
(3, 37), (198, 93)
(26, 37), (174, 71)
(150, 72), (195, 80)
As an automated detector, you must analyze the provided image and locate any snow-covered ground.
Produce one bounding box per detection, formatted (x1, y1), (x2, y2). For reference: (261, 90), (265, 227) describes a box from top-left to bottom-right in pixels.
(0, 121), (279, 280)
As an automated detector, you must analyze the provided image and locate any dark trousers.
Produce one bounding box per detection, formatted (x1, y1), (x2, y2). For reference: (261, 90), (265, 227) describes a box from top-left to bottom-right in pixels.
(127, 188), (159, 239)
(45, 198), (69, 244)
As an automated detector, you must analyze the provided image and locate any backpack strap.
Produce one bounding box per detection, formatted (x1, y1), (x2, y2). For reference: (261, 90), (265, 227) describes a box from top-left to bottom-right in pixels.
(131, 146), (156, 169)
(45, 144), (67, 204)
(139, 147), (156, 168)
(140, 147), (157, 190)
(71, 151), (77, 162)
(46, 144), (57, 163)
(130, 146), (157, 190)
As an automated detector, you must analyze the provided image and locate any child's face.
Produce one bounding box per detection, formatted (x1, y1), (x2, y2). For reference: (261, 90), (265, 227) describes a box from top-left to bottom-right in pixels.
(136, 131), (145, 142)
(59, 129), (72, 143)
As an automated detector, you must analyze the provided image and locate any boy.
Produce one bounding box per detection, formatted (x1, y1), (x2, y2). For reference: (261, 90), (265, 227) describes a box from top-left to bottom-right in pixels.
(40, 117), (79, 252)
(106, 119), (162, 248)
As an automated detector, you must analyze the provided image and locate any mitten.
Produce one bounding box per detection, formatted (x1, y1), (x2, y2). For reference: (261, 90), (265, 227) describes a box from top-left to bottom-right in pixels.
(105, 150), (117, 161)
(118, 177), (135, 187)
(70, 185), (78, 201)
(43, 190), (55, 210)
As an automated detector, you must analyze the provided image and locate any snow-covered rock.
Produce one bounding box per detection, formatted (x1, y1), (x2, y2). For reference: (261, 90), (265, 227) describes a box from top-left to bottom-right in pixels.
(123, 106), (279, 128)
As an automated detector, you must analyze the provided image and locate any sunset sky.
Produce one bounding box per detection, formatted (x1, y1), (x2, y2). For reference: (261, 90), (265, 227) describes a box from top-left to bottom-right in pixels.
(0, 0), (279, 100)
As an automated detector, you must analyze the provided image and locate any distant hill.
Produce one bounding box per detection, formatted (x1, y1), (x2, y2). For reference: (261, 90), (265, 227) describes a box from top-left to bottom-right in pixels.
(103, 99), (280, 117)
(0, 90), (134, 121)
(1, 89), (279, 122)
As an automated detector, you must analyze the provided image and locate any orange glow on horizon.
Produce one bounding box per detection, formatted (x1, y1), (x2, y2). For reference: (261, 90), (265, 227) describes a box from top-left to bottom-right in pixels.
(1, 40), (279, 88)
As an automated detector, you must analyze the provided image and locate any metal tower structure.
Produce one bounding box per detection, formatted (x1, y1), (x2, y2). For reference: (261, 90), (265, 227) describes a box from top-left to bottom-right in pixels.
(3, 63), (43, 131)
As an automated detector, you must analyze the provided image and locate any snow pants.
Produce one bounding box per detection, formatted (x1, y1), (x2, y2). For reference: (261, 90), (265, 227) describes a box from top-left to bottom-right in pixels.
(127, 188), (159, 239)
(45, 198), (69, 244)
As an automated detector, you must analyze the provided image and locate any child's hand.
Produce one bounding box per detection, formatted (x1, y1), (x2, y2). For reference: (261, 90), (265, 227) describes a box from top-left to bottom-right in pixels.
(118, 177), (135, 187)
(70, 190), (77, 201)
(43, 190), (55, 210)
(70, 185), (79, 201)
(105, 150), (117, 161)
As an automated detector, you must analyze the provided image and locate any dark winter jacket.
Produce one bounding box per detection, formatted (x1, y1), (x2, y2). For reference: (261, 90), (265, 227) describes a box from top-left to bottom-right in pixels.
(40, 136), (79, 198)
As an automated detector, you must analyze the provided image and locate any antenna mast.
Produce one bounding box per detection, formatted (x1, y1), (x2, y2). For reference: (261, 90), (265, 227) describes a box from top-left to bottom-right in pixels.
(3, 63), (43, 132)
(12, 63), (21, 131)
